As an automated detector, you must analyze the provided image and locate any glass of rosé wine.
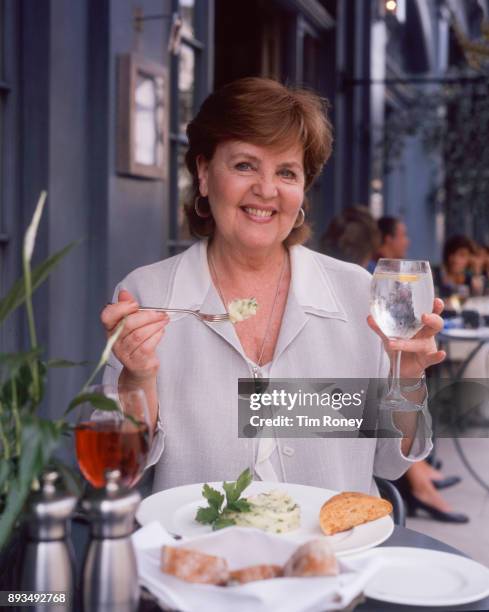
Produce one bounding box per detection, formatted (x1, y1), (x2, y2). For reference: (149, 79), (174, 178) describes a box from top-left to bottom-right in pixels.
(74, 384), (152, 489)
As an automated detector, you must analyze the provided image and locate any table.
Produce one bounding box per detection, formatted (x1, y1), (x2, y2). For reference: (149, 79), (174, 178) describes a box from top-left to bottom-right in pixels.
(69, 521), (489, 612)
(438, 327), (489, 380)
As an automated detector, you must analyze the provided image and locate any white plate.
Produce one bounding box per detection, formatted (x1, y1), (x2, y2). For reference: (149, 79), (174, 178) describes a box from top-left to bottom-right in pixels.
(136, 481), (394, 557)
(364, 547), (489, 607)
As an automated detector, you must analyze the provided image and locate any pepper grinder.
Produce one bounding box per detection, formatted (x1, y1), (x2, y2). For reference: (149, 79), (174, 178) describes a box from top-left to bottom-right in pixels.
(20, 471), (77, 612)
(81, 470), (141, 612)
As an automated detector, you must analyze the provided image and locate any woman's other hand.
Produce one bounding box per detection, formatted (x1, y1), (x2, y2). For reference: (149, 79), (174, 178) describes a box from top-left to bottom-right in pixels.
(367, 297), (446, 379)
(100, 289), (169, 383)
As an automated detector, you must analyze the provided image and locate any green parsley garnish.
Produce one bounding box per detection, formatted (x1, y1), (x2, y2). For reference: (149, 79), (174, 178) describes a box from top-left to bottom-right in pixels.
(195, 468), (253, 530)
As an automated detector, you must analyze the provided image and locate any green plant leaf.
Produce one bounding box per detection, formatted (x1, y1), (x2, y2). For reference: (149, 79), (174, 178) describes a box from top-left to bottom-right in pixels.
(202, 483), (224, 511)
(46, 359), (90, 368)
(81, 319), (126, 390)
(65, 392), (120, 416)
(23, 191), (46, 265)
(0, 241), (80, 324)
(0, 418), (61, 551)
(195, 506), (219, 525)
(0, 460), (12, 493)
(0, 350), (42, 382)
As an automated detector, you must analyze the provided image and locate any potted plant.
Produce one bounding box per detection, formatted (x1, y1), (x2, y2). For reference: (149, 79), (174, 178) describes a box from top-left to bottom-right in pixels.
(0, 192), (124, 560)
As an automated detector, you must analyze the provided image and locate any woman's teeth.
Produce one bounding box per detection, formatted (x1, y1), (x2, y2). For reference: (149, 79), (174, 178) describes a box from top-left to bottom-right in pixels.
(243, 207), (274, 218)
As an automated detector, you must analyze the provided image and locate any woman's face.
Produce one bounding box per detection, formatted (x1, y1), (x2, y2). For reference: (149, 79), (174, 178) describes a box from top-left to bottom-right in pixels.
(448, 248), (470, 275)
(470, 248), (485, 274)
(197, 140), (305, 253)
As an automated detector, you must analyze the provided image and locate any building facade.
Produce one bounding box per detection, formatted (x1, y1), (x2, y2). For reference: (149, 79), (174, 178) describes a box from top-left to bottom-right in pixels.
(0, 0), (487, 415)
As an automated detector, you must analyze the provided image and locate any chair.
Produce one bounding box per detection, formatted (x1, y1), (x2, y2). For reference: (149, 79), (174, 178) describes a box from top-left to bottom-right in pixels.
(374, 476), (406, 527)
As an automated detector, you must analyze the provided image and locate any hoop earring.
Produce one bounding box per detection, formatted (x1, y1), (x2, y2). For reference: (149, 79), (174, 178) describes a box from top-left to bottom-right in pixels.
(293, 207), (305, 229)
(194, 195), (211, 218)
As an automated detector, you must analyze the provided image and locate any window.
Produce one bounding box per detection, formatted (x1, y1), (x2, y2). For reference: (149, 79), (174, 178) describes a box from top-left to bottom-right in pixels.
(168, 0), (213, 255)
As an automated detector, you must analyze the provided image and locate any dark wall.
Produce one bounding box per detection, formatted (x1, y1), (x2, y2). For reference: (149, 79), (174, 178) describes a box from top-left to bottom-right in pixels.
(17, 0), (172, 418)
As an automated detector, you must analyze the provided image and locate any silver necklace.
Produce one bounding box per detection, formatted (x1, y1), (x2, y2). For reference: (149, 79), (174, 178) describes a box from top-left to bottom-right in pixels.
(209, 248), (288, 368)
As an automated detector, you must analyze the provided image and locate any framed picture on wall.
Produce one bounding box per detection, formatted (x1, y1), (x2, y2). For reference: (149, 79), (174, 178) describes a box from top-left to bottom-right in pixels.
(117, 53), (168, 180)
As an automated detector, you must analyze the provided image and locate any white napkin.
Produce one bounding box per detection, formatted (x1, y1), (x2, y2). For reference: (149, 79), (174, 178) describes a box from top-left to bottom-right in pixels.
(133, 521), (385, 612)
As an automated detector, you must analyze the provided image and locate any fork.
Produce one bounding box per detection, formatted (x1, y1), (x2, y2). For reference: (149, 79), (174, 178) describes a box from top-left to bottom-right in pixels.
(137, 306), (229, 322)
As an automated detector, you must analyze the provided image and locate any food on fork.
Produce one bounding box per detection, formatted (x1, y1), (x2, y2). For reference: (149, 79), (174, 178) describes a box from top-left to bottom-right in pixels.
(227, 298), (258, 323)
(283, 539), (339, 578)
(319, 492), (393, 536)
(226, 490), (301, 534)
(229, 564), (283, 584)
(161, 546), (229, 585)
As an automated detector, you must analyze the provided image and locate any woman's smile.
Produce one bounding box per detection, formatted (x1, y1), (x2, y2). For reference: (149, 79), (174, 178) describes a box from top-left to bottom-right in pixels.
(240, 205), (277, 222)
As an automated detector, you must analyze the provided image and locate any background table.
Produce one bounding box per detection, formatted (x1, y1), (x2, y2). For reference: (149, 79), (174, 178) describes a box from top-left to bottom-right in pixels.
(438, 327), (489, 380)
(69, 521), (489, 611)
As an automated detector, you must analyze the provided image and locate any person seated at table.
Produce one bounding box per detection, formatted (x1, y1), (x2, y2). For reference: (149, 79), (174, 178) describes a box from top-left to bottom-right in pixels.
(322, 210), (466, 522)
(100, 77), (445, 497)
(468, 242), (489, 297)
(433, 235), (475, 306)
(320, 205), (380, 268)
(366, 216), (410, 273)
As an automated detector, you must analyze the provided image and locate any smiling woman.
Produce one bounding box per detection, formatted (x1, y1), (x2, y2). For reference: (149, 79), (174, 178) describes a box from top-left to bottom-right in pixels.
(184, 77), (333, 247)
(100, 77), (443, 498)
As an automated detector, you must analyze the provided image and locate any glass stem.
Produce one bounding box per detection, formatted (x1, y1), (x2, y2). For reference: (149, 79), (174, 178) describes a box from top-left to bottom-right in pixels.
(389, 350), (403, 401)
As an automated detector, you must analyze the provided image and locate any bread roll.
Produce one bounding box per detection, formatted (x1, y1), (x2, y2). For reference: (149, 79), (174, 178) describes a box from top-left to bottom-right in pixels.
(283, 539), (338, 577)
(161, 545), (229, 585)
(230, 564), (283, 584)
(319, 492), (393, 535)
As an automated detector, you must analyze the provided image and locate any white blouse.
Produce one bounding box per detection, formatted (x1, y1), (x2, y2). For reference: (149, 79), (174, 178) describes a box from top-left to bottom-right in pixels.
(103, 240), (432, 495)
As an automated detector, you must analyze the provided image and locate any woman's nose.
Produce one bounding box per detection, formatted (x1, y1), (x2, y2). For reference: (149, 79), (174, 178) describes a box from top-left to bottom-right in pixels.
(251, 174), (278, 200)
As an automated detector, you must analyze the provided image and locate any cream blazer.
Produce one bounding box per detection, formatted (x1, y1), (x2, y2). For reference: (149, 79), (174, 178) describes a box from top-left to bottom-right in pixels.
(104, 240), (432, 495)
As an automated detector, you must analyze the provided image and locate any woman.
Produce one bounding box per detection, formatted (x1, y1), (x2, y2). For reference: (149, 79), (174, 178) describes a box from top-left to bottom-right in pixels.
(101, 78), (445, 495)
(434, 235), (475, 302)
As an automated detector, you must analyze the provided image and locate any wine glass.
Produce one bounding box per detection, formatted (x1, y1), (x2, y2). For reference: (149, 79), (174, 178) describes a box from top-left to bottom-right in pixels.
(370, 259), (434, 405)
(74, 384), (152, 489)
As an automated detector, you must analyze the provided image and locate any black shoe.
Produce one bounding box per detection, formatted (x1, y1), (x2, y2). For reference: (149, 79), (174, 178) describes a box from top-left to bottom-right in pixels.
(427, 457), (443, 470)
(405, 492), (469, 523)
(432, 475), (462, 490)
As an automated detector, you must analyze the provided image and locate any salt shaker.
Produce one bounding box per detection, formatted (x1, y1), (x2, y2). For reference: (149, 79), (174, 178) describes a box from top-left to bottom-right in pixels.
(81, 470), (141, 612)
(20, 471), (77, 612)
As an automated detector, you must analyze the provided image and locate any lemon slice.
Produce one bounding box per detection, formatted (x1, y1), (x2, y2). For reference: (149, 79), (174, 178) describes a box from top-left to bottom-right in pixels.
(397, 274), (419, 282)
(374, 273), (420, 282)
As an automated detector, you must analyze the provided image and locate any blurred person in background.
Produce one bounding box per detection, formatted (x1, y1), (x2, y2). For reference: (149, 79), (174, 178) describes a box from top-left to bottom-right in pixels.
(320, 206), (380, 267)
(433, 235), (475, 304)
(366, 216), (410, 273)
(323, 211), (467, 522)
(468, 243), (489, 297)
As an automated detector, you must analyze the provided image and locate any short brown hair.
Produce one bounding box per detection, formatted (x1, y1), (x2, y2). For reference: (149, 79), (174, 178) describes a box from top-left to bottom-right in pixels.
(184, 77), (333, 246)
(321, 206), (381, 266)
(443, 235), (475, 268)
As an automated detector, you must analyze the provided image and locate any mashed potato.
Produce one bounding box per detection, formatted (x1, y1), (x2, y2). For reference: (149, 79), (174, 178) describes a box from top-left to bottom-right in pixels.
(228, 298), (258, 324)
(227, 490), (301, 534)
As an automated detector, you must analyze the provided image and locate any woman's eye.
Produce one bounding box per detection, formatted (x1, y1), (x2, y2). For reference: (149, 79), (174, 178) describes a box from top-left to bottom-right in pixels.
(235, 162), (253, 171)
(279, 168), (297, 179)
